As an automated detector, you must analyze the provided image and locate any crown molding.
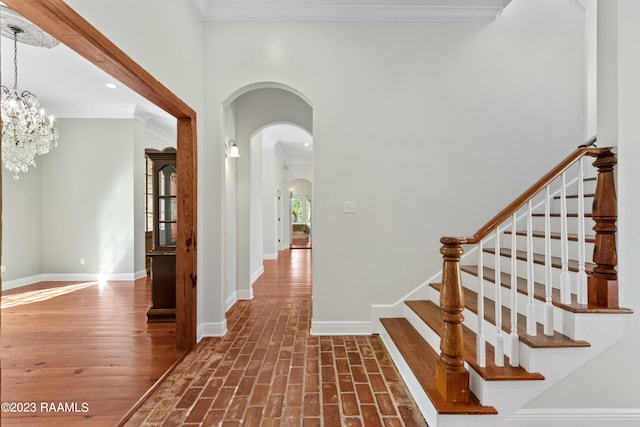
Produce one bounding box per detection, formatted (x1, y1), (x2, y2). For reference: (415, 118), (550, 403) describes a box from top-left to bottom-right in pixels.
(194, 1), (512, 22)
(53, 104), (176, 142)
(53, 104), (137, 119)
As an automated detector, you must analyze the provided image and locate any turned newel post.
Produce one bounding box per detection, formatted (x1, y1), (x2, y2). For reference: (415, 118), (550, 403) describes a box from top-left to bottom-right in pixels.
(436, 237), (470, 403)
(588, 149), (619, 308)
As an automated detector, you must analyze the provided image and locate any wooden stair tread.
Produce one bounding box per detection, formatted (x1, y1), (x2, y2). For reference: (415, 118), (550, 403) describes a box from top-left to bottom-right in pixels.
(380, 318), (498, 415)
(429, 283), (590, 348)
(505, 230), (595, 243)
(553, 193), (595, 199)
(460, 265), (633, 314)
(483, 248), (595, 273)
(531, 213), (592, 218)
(405, 300), (544, 381)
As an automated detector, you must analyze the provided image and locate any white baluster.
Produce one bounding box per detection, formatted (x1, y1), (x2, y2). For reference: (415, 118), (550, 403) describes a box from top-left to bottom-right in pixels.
(510, 213), (519, 366)
(544, 186), (554, 336)
(560, 172), (572, 304)
(577, 158), (588, 304)
(477, 240), (486, 368)
(494, 228), (504, 366)
(526, 200), (537, 336)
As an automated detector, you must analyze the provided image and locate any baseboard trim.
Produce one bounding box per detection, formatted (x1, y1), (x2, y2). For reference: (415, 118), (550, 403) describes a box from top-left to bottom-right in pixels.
(134, 269), (148, 280)
(197, 319), (228, 339)
(2, 274), (46, 291)
(263, 253), (278, 260)
(310, 320), (372, 336)
(225, 291), (238, 311)
(43, 272), (140, 282)
(508, 408), (640, 425)
(250, 266), (265, 285)
(237, 289), (253, 300)
(2, 272), (142, 291)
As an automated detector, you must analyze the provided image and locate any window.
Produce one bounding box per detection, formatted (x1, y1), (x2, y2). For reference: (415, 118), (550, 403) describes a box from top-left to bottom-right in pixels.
(292, 196), (311, 224)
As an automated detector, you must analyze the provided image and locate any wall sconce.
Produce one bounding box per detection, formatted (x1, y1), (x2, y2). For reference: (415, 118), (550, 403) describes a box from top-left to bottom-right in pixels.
(225, 139), (240, 158)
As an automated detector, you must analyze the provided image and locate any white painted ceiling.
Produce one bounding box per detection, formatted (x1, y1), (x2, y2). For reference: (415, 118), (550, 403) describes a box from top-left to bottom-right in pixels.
(261, 124), (313, 164)
(0, 28), (176, 137)
(0, 0), (512, 161)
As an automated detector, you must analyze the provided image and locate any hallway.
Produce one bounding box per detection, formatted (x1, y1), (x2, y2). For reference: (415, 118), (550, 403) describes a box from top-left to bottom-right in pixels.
(125, 249), (427, 426)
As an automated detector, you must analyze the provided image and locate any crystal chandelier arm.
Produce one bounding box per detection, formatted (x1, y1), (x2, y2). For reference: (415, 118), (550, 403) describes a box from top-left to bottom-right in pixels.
(1, 23), (59, 179)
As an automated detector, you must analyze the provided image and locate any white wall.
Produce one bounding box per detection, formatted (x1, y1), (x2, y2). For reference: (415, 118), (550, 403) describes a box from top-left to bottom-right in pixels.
(289, 178), (312, 196)
(40, 119), (135, 277)
(1, 165), (42, 285)
(224, 104), (238, 310)
(286, 164), (312, 185)
(250, 132), (264, 286)
(204, 0), (586, 331)
(525, 0), (640, 410)
(2, 116), (175, 289)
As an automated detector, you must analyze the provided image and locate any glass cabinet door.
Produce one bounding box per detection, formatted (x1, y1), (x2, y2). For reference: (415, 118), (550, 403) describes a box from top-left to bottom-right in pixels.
(157, 165), (177, 247)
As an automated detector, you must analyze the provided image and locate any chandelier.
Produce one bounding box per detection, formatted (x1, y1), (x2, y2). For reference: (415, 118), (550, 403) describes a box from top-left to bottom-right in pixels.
(1, 23), (59, 180)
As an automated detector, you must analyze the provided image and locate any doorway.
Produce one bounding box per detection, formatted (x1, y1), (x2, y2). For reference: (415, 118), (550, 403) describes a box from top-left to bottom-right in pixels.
(3, 1), (198, 350)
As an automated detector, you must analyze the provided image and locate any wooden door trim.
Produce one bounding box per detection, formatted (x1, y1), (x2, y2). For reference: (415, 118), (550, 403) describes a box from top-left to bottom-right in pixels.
(2, 0), (198, 350)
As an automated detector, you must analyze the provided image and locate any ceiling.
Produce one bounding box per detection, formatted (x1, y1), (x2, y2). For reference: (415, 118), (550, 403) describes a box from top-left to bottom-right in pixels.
(261, 124), (313, 164)
(0, 0), (512, 162)
(0, 18), (175, 138)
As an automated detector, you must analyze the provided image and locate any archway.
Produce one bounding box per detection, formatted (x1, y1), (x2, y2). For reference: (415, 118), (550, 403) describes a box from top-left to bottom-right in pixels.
(222, 84), (313, 303)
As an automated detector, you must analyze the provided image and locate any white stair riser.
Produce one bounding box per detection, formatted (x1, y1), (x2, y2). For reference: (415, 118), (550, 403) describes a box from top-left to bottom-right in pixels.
(563, 177), (598, 195)
(460, 271), (581, 339)
(531, 215), (596, 236)
(479, 251), (585, 295)
(551, 196), (594, 215)
(503, 233), (594, 263)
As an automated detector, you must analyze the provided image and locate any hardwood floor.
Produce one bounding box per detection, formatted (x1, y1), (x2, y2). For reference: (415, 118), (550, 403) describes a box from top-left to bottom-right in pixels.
(1, 278), (186, 426)
(253, 249), (313, 298)
(124, 249), (427, 426)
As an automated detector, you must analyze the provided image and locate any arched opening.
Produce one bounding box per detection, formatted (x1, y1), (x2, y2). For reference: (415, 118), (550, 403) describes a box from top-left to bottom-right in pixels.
(222, 84), (313, 305)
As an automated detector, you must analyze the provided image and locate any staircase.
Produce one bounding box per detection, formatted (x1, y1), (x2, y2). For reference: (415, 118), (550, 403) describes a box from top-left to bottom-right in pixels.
(375, 140), (633, 426)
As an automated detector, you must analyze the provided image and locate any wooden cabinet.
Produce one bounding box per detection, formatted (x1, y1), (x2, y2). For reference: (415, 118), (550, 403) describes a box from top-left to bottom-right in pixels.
(146, 148), (177, 322)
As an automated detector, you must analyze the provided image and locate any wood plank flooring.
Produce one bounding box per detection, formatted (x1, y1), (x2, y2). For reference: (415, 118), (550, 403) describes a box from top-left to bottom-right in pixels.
(1, 278), (186, 426)
(253, 249), (313, 298)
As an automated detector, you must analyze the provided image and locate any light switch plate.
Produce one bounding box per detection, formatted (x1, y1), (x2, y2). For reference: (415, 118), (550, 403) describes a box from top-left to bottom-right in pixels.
(344, 201), (357, 213)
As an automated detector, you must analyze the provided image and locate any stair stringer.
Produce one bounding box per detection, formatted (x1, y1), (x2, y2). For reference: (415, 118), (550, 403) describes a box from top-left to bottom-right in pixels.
(376, 319), (441, 426)
(379, 308), (627, 427)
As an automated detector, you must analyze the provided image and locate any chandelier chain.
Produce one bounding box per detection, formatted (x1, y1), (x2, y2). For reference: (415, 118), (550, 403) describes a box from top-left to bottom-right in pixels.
(13, 27), (19, 92)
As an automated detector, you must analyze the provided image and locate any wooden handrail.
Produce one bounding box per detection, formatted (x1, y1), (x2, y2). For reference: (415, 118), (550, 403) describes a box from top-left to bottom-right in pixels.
(435, 136), (619, 403)
(444, 137), (605, 245)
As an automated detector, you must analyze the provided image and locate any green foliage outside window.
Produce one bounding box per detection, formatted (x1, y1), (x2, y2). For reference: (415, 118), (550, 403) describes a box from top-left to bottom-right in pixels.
(292, 198), (303, 223)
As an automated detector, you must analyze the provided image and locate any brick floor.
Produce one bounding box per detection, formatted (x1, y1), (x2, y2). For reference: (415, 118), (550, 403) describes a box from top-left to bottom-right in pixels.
(124, 251), (427, 426)
(124, 297), (426, 426)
